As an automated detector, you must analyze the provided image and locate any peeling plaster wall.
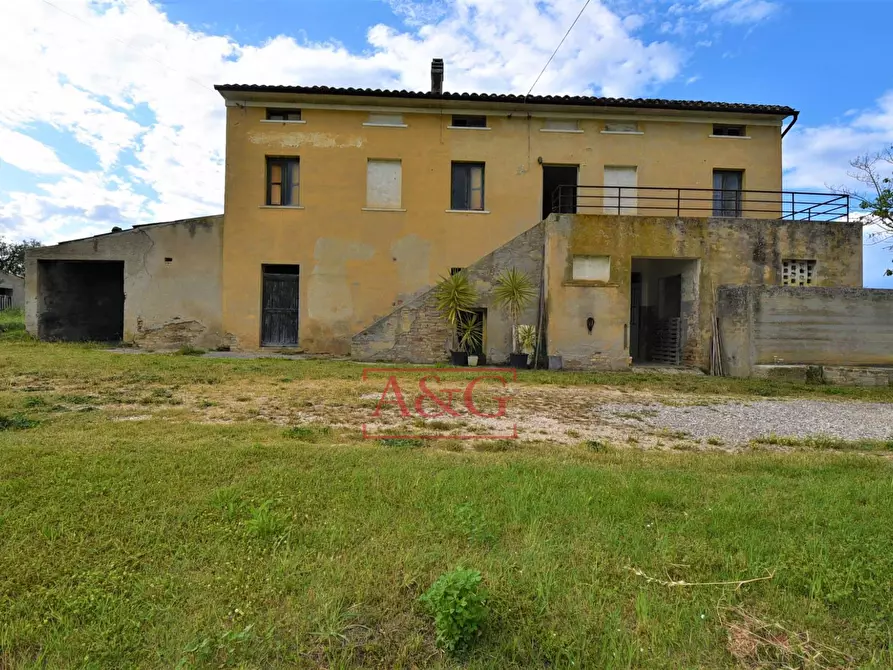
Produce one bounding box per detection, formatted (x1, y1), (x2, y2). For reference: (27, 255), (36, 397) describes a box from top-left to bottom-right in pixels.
(352, 223), (544, 363)
(545, 214), (862, 370)
(222, 103), (785, 353)
(718, 286), (893, 376)
(0, 271), (24, 308)
(25, 216), (223, 349)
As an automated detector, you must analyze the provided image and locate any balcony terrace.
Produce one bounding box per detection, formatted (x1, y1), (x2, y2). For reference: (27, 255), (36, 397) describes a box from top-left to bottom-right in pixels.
(551, 186), (850, 222)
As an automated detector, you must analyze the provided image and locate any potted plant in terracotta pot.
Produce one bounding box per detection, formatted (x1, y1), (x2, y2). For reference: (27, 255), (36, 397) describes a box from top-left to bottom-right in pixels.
(458, 312), (483, 366)
(493, 267), (537, 369)
(434, 270), (478, 366)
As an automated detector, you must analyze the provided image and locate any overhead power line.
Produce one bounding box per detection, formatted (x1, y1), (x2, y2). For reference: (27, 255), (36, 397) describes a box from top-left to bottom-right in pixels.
(524, 0), (593, 102)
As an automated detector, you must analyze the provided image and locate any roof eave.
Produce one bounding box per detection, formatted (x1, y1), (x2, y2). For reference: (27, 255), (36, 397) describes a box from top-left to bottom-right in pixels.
(215, 85), (797, 118)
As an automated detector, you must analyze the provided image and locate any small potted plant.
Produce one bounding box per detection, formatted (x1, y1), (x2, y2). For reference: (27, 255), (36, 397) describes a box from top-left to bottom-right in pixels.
(493, 267), (537, 369)
(516, 324), (537, 368)
(459, 312), (483, 366)
(434, 270), (478, 366)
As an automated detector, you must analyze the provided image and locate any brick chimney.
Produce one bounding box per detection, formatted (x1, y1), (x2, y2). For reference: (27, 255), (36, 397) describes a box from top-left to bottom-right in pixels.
(431, 58), (444, 94)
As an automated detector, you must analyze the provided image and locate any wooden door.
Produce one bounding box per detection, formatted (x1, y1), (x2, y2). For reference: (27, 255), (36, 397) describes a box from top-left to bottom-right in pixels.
(261, 268), (299, 346)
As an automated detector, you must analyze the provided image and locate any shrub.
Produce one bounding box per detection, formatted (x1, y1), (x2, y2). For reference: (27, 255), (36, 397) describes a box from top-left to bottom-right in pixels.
(419, 568), (487, 652)
(0, 415), (39, 431)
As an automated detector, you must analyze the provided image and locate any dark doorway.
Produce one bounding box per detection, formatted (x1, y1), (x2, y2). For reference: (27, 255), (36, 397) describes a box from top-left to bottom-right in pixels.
(37, 260), (125, 342)
(261, 265), (300, 347)
(542, 165), (578, 220)
(630, 259), (698, 366)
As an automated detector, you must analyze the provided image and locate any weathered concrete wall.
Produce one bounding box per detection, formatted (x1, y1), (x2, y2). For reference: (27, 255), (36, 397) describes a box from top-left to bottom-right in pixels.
(718, 286), (893, 376)
(352, 223), (544, 363)
(0, 271), (24, 308)
(221, 99), (786, 353)
(546, 214), (862, 370)
(25, 215), (224, 349)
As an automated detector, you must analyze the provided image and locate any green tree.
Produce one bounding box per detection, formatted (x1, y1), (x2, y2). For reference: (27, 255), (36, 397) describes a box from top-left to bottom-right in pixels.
(845, 148), (893, 276)
(0, 236), (42, 277)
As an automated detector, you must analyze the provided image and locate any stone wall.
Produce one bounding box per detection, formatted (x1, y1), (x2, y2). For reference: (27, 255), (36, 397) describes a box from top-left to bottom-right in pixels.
(25, 215), (224, 349)
(352, 223), (545, 363)
(717, 285), (893, 376)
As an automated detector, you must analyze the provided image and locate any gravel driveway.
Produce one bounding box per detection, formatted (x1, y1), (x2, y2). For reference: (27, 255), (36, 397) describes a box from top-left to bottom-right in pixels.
(598, 399), (893, 445)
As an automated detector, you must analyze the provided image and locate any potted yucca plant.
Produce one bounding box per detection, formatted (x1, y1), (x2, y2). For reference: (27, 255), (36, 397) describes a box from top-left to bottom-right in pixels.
(493, 267), (537, 369)
(434, 270), (478, 366)
(458, 312), (483, 366)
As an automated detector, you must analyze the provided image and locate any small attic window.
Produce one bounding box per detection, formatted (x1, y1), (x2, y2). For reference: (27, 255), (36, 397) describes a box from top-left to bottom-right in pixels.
(266, 108), (302, 122)
(713, 124), (746, 137)
(451, 115), (487, 128)
(365, 113), (406, 127)
(603, 121), (639, 133)
(542, 118), (581, 132)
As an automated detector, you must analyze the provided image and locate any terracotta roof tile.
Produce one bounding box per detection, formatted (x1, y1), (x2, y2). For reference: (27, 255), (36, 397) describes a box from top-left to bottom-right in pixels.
(214, 84), (797, 116)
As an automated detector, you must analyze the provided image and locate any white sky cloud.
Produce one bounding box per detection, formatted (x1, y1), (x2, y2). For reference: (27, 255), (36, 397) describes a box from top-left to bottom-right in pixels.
(0, 0), (782, 243)
(0, 128), (73, 175)
(784, 91), (893, 193)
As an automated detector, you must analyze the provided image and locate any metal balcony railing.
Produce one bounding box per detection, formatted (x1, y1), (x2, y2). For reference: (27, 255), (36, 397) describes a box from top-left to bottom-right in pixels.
(550, 185), (850, 222)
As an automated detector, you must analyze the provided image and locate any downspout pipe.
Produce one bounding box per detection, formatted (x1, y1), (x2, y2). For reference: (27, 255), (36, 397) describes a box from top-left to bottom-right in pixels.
(781, 111), (799, 139)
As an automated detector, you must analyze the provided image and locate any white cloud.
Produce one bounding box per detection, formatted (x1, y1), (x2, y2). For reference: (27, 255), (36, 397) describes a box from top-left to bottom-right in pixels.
(784, 91), (893, 192)
(0, 0), (779, 243)
(0, 128), (73, 175)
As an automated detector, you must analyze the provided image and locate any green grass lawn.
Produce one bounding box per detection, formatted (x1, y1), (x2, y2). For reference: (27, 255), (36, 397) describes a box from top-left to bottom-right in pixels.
(1, 324), (892, 668)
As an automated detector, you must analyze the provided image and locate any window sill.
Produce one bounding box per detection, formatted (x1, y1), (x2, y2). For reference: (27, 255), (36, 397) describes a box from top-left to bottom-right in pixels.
(447, 126), (492, 131)
(260, 119), (306, 124)
(445, 209), (490, 214)
(708, 135), (751, 139)
(259, 205), (304, 209)
(362, 207), (406, 212)
(362, 123), (408, 128)
(600, 130), (644, 135)
(540, 128), (584, 134)
(563, 280), (618, 287)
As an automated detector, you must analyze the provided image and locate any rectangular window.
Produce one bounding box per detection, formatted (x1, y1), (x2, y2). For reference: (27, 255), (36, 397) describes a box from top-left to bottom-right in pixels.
(450, 162), (485, 211)
(543, 119), (580, 132)
(603, 166), (638, 214)
(781, 259), (816, 286)
(365, 112), (405, 126)
(572, 255), (611, 282)
(266, 157), (300, 206)
(266, 108), (302, 121)
(451, 114), (487, 128)
(713, 169), (743, 216)
(603, 121), (639, 133)
(366, 159), (402, 209)
(713, 124), (746, 137)
(450, 267), (464, 276)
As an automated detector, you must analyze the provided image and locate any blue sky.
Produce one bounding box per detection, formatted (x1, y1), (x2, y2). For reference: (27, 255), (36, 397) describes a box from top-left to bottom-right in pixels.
(1, 0), (892, 286)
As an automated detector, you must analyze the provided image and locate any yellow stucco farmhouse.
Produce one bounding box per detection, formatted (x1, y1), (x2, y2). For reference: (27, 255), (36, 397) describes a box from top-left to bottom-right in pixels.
(24, 60), (893, 378)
